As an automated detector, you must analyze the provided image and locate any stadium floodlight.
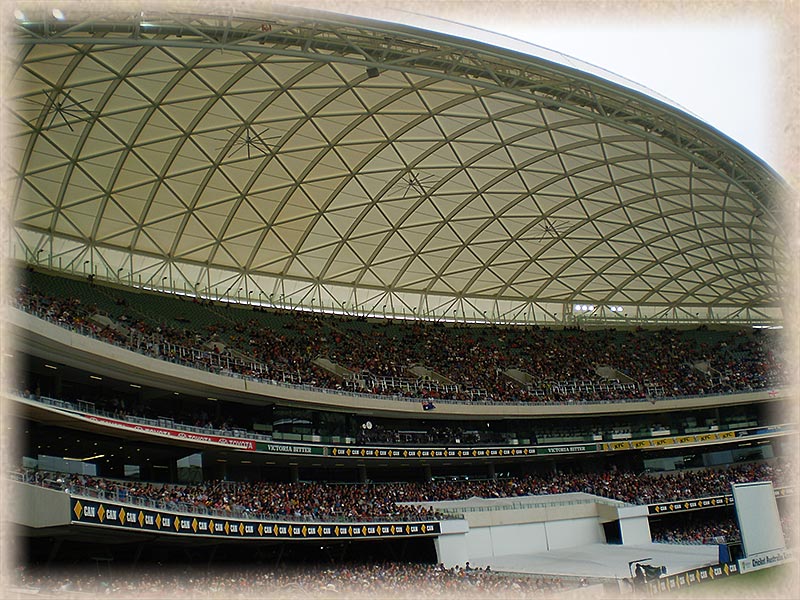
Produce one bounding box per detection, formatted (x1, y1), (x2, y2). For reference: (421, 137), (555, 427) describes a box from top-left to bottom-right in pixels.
(52, 9), (65, 20)
(14, 9), (25, 20)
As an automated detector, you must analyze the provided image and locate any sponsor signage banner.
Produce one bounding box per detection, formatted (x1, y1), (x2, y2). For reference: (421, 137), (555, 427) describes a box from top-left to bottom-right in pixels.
(255, 442), (324, 456)
(537, 444), (596, 454)
(82, 414), (256, 451)
(649, 495), (733, 514)
(70, 403), (792, 460)
(329, 444), (597, 459)
(253, 426), (789, 459)
(648, 488), (792, 514)
(735, 425), (789, 439)
(646, 562), (738, 595)
(69, 497), (440, 540)
(331, 446), (523, 458)
(738, 549), (793, 574)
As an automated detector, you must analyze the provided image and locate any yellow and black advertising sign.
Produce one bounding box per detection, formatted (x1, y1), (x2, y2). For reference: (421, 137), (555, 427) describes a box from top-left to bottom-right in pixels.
(645, 562), (738, 595)
(648, 495), (733, 514)
(607, 441), (631, 451)
(330, 444), (599, 459)
(651, 437), (674, 447)
(328, 425), (790, 460)
(648, 487), (792, 515)
(69, 498), (440, 540)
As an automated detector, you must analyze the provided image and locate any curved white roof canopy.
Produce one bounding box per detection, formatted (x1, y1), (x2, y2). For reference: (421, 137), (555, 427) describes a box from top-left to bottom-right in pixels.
(9, 7), (787, 325)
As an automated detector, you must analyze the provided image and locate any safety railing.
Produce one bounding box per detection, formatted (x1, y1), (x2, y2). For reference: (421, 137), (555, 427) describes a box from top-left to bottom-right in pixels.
(11, 302), (784, 409)
(10, 471), (455, 523)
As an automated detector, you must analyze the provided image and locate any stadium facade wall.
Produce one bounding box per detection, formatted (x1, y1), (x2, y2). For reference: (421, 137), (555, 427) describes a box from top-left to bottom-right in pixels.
(617, 505), (652, 544)
(11, 481), (71, 528)
(463, 517), (605, 560)
(433, 519), (470, 567)
(432, 498), (651, 565)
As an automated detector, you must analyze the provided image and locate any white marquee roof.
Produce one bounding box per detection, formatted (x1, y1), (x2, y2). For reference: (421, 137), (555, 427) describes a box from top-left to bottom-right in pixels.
(8, 6), (788, 325)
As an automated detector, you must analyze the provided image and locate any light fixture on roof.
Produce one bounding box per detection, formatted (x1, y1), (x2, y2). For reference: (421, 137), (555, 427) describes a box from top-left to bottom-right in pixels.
(14, 9), (25, 20)
(52, 8), (65, 20)
(573, 304), (596, 313)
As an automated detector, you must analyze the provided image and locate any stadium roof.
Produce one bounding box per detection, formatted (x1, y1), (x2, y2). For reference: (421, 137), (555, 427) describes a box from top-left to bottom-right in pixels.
(8, 6), (788, 325)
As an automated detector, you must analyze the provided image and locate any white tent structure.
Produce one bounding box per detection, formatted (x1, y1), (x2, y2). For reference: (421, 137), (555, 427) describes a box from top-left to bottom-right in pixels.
(8, 5), (788, 326)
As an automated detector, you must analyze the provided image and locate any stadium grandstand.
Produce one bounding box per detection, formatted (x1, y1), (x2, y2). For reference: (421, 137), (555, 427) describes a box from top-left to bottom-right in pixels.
(4, 3), (797, 598)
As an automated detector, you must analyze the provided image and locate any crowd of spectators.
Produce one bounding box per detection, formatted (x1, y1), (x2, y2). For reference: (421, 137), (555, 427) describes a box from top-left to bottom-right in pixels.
(356, 425), (486, 446)
(12, 563), (576, 599)
(15, 460), (792, 523)
(14, 275), (787, 405)
(651, 512), (795, 547)
(650, 517), (742, 545)
(393, 461), (793, 506)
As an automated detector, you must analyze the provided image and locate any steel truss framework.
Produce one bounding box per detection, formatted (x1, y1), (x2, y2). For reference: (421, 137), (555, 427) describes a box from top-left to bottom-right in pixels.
(9, 6), (788, 325)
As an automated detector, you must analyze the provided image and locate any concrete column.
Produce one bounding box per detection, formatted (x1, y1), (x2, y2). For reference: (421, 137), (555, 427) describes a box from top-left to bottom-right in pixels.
(357, 464), (367, 483)
(487, 463), (496, 480)
(289, 464), (299, 483)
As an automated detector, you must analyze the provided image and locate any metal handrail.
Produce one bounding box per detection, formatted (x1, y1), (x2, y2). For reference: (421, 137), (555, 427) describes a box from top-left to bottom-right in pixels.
(12, 302), (783, 408)
(16, 392), (793, 452)
(10, 472), (453, 523)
